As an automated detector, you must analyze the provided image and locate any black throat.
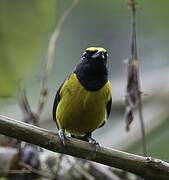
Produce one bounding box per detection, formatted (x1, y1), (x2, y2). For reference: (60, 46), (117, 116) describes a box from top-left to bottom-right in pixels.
(74, 58), (108, 91)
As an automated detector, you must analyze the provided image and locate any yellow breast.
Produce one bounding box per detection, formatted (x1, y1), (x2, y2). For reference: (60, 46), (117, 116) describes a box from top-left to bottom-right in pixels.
(56, 73), (111, 136)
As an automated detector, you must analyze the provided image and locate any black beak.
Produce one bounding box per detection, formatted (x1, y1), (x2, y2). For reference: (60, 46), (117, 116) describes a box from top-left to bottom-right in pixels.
(92, 50), (105, 59)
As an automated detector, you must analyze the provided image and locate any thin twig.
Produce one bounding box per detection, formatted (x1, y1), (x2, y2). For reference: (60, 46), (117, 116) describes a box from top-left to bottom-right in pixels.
(19, 161), (53, 179)
(0, 169), (32, 174)
(73, 163), (95, 180)
(0, 162), (53, 178)
(46, 0), (79, 74)
(55, 154), (63, 174)
(67, 157), (95, 180)
(37, 0), (80, 116)
(131, 0), (137, 60)
(0, 115), (169, 180)
(18, 82), (38, 126)
(91, 162), (122, 180)
(125, 0), (147, 156)
(130, 0), (147, 157)
(18, 0), (80, 126)
(138, 94), (147, 156)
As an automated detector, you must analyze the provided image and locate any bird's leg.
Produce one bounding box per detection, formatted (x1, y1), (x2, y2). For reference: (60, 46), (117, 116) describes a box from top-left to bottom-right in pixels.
(71, 134), (88, 141)
(84, 132), (100, 152)
(71, 133), (99, 152)
(58, 129), (68, 146)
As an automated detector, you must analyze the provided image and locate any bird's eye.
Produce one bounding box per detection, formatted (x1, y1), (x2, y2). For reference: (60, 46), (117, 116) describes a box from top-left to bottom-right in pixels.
(82, 51), (87, 58)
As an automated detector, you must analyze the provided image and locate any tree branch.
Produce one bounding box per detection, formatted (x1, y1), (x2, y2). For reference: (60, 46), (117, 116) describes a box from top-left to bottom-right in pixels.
(0, 115), (169, 180)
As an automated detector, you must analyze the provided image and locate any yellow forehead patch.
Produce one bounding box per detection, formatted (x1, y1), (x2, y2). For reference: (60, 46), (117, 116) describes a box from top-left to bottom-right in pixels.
(86, 47), (107, 52)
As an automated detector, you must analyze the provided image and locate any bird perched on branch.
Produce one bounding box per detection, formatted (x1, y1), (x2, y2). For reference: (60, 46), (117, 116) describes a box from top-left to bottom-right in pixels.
(53, 47), (112, 149)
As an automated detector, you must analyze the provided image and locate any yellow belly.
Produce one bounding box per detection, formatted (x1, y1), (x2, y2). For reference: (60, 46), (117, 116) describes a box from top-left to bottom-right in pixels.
(56, 73), (111, 136)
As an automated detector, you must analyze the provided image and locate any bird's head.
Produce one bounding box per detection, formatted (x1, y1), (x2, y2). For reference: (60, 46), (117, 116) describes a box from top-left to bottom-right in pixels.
(74, 47), (108, 90)
(82, 47), (108, 65)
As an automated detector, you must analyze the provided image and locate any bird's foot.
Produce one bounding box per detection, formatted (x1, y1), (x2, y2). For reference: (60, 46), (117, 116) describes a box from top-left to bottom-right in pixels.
(86, 136), (100, 152)
(71, 133), (100, 152)
(58, 129), (68, 146)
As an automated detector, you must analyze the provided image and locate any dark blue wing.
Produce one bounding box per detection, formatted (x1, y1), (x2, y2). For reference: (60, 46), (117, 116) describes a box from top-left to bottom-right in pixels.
(52, 80), (65, 129)
(98, 97), (112, 129)
(106, 98), (112, 119)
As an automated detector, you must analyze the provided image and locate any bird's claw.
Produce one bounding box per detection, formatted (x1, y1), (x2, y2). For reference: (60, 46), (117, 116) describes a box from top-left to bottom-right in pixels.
(87, 137), (100, 152)
(58, 129), (68, 146)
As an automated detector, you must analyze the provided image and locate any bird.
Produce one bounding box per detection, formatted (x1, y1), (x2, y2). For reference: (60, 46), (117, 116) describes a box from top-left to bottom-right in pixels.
(53, 47), (112, 148)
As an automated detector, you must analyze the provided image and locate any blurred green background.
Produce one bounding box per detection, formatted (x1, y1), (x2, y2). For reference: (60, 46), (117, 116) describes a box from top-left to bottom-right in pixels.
(1, 0), (169, 161)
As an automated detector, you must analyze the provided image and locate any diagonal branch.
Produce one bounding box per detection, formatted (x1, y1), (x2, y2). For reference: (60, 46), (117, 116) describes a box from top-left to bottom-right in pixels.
(0, 115), (168, 180)
(37, 0), (80, 117)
